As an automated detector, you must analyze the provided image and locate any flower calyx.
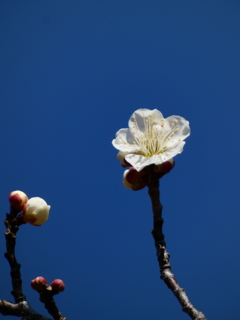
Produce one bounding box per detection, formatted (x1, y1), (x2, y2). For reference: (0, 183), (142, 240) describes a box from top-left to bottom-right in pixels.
(154, 158), (175, 178)
(123, 167), (148, 191)
(123, 159), (175, 191)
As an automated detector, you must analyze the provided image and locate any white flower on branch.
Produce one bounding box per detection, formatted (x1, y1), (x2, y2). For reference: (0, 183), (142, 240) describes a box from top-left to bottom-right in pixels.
(22, 197), (50, 226)
(112, 109), (190, 172)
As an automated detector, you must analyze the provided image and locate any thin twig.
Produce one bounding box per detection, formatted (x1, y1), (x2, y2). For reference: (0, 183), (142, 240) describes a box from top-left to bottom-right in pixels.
(147, 165), (207, 320)
(38, 286), (67, 320)
(4, 212), (26, 303)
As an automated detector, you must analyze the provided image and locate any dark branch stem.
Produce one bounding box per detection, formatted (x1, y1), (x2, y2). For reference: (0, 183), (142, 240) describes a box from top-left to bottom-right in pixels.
(4, 212), (26, 303)
(38, 287), (67, 320)
(0, 300), (52, 319)
(147, 165), (207, 320)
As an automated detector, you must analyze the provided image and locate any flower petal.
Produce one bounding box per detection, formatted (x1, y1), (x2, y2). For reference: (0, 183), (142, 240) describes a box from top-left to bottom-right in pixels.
(27, 197), (47, 210)
(125, 141), (186, 172)
(128, 109), (164, 135)
(125, 154), (166, 172)
(112, 128), (140, 152)
(164, 115), (190, 144)
(160, 141), (186, 160)
(23, 197), (50, 226)
(32, 205), (51, 226)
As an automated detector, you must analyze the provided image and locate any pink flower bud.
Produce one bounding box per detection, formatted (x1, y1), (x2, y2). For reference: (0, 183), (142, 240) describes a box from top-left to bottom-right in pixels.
(31, 276), (47, 291)
(50, 279), (65, 294)
(8, 190), (28, 214)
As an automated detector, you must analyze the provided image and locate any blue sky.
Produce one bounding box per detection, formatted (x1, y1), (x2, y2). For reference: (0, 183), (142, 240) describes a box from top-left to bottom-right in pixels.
(0, 1), (240, 319)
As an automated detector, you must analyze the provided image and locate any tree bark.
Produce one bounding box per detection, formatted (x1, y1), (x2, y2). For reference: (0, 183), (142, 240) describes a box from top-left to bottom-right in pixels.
(147, 165), (207, 320)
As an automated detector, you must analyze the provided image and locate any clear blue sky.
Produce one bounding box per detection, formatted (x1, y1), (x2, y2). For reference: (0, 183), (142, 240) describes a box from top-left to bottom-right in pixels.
(0, 1), (240, 319)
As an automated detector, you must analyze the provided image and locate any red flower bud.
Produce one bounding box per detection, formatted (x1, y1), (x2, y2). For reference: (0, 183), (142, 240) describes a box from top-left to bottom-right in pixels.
(31, 276), (47, 291)
(50, 279), (65, 294)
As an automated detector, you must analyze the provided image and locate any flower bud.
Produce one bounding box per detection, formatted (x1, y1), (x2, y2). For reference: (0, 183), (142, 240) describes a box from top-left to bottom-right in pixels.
(31, 276), (47, 291)
(123, 167), (148, 191)
(154, 159), (175, 178)
(8, 190), (28, 213)
(117, 151), (131, 167)
(22, 197), (50, 226)
(50, 279), (65, 294)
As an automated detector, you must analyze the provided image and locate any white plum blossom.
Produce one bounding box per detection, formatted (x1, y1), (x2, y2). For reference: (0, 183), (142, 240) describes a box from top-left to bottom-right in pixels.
(112, 109), (190, 172)
(23, 197), (50, 226)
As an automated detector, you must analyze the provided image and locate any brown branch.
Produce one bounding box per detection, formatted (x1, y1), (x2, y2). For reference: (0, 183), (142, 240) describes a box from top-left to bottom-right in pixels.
(0, 300), (52, 319)
(2, 211), (67, 320)
(147, 165), (207, 320)
(4, 212), (26, 303)
(37, 285), (67, 320)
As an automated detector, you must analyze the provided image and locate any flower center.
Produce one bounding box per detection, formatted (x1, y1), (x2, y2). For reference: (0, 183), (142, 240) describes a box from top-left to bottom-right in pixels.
(131, 114), (180, 157)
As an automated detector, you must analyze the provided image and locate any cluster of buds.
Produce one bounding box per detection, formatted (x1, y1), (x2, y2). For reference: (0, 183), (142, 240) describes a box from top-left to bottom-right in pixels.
(31, 277), (65, 295)
(117, 152), (175, 191)
(8, 190), (50, 226)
